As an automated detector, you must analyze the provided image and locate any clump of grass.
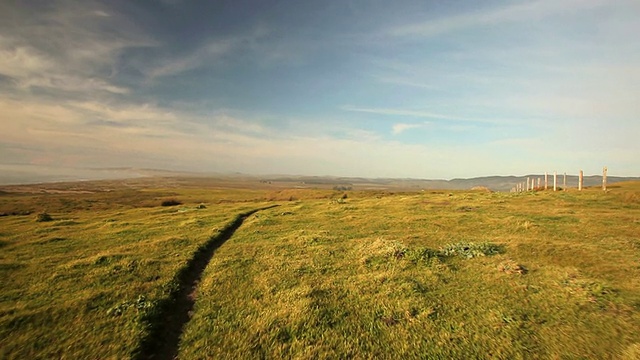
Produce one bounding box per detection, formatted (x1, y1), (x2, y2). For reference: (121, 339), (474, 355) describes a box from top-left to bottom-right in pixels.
(403, 246), (441, 263)
(498, 259), (528, 275)
(439, 241), (504, 258)
(107, 295), (155, 316)
(361, 238), (502, 266)
(161, 199), (182, 207)
(520, 220), (535, 230)
(35, 212), (53, 222)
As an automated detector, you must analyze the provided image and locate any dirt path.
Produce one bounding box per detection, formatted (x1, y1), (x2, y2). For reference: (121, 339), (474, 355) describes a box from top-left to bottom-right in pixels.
(136, 205), (278, 360)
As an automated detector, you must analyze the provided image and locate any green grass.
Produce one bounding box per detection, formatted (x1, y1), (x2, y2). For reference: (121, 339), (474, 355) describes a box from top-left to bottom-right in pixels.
(0, 186), (270, 359)
(2, 181), (640, 358)
(179, 185), (640, 359)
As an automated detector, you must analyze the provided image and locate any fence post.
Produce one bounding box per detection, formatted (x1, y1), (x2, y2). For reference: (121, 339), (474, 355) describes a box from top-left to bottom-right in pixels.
(527, 177), (530, 191)
(603, 166), (607, 191)
(579, 170), (583, 191)
(545, 172), (548, 190)
(537, 177), (541, 190)
(563, 173), (567, 191)
(553, 171), (557, 191)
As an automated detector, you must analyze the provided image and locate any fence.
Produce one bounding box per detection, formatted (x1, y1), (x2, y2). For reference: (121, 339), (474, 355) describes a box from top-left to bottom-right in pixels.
(510, 166), (608, 193)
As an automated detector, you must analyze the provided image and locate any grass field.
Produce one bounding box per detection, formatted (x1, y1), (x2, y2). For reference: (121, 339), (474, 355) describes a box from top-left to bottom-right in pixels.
(1, 180), (640, 359)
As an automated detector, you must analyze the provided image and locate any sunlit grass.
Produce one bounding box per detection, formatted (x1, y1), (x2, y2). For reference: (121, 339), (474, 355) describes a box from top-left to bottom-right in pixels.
(0, 187), (268, 359)
(1, 181), (639, 358)
(180, 185), (640, 359)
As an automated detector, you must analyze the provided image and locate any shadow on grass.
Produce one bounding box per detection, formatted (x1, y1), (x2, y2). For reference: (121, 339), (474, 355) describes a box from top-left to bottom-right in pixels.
(135, 204), (279, 360)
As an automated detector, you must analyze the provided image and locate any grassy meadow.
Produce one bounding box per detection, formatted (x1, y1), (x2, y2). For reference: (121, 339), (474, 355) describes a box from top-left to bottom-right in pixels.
(0, 184), (270, 358)
(1, 179), (640, 359)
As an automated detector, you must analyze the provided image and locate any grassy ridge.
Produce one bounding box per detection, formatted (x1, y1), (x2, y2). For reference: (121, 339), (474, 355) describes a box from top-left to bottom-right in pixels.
(0, 187), (268, 359)
(179, 185), (640, 359)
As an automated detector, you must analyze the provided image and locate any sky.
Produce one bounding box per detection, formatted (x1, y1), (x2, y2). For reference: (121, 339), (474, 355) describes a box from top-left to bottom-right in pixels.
(1, 0), (639, 179)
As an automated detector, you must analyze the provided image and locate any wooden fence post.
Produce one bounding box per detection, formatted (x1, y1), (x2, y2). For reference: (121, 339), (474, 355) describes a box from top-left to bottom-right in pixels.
(603, 166), (607, 191)
(579, 170), (583, 191)
(527, 177), (530, 191)
(553, 171), (557, 191)
(545, 172), (548, 190)
(563, 173), (567, 191)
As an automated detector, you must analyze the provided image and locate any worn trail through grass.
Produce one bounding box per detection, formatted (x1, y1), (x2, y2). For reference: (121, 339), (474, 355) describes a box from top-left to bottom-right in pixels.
(136, 205), (279, 360)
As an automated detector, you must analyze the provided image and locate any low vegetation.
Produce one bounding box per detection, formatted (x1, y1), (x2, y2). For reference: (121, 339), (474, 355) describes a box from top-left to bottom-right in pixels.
(1, 180), (639, 358)
(161, 199), (182, 207)
(0, 186), (268, 359)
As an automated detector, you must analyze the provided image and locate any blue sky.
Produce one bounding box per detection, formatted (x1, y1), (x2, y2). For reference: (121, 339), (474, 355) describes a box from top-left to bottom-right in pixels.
(1, 0), (638, 179)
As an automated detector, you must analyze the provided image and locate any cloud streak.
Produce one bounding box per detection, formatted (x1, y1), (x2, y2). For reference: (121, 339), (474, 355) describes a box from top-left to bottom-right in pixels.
(388, 0), (607, 38)
(392, 122), (428, 135)
(0, 1), (152, 96)
(343, 106), (503, 125)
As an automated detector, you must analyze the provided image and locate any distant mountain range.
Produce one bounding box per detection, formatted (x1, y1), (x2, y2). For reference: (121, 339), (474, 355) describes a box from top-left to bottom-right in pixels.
(1, 164), (638, 191)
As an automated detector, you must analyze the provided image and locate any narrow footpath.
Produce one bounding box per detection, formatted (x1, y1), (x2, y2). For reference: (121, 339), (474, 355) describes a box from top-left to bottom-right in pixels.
(136, 205), (278, 360)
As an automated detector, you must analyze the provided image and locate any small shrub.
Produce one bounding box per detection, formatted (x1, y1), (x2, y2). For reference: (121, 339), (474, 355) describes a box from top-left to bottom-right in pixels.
(161, 199), (182, 207)
(35, 212), (53, 222)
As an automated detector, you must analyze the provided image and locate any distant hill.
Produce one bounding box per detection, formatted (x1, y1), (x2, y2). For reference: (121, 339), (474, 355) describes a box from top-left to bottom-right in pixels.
(258, 174), (640, 192)
(445, 175), (640, 191)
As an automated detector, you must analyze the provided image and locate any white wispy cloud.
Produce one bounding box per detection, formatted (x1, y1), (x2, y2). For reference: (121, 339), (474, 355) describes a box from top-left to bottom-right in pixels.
(375, 76), (438, 90)
(392, 123), (427, 135)
(147, 40), (235, 79)
(147, 26), (271, 79)
(388, 0), (607, 38)
(343, 106), (502, 124)
(0, 1), (153, 95)
(0, 94), (485, 178)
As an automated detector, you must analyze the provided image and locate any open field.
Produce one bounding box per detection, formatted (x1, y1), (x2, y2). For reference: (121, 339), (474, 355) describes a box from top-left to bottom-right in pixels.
(1, 178), (640, 359)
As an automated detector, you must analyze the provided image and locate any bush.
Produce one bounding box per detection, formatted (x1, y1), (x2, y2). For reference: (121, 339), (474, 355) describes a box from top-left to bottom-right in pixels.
(161, 200), (182, 207)
(36, 212), (53, 222)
